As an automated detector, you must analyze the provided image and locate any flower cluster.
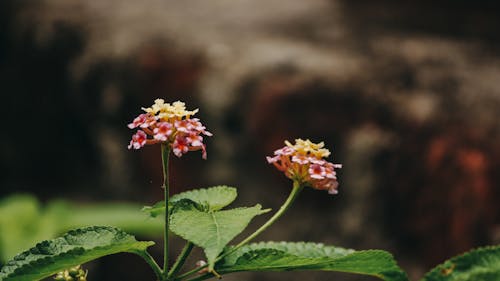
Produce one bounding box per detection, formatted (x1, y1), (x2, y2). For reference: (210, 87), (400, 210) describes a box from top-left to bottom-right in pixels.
(267, 139), (342, 194)
(128, 99), (212, 158)
(54, 265), (87, 281)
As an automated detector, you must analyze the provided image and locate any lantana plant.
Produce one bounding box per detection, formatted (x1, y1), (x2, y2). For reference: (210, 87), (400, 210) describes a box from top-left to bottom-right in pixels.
(1, 99), (499, 281)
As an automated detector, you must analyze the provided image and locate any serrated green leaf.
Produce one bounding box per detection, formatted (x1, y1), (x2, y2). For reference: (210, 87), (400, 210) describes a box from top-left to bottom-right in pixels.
(221, 241), (355, 265)
(217, 242), (408, 281)
(421, 245), (500, 281)
(143, 186), (238, 217)
(0, 226), (154, 281)
(171, 186), (237, 210)
(169, 203), (270, 270)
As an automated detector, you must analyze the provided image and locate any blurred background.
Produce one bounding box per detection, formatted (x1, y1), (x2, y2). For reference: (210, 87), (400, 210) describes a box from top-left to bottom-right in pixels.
(1, 0), (500, 280)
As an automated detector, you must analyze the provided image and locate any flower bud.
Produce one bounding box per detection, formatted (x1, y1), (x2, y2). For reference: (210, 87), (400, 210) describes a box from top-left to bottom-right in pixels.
(68, 266), (81, 277)
(53, 265), (87, 281)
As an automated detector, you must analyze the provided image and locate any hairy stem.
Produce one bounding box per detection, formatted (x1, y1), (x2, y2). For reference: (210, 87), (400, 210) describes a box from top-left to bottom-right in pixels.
(161, 144), (171, 279)
(168, 242), (194, 279)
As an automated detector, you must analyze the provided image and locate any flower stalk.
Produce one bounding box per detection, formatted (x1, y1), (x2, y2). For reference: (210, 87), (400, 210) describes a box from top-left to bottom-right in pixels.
(161, 143), (170, 279)
(168, 242), (194, 279)
(232, 181), (302, 250)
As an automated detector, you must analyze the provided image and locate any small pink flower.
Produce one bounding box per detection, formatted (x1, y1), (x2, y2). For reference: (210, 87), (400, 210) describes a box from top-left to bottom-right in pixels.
(325, 170), (337, 179)
(128, 130), (147, 149)
(141, 115), (157, 128)
(187, 134), (203, 147)
(274, 146), (294, 156)
(324, 163), (337, 179)
(188, 119), (213, 136)
(172, 136), (189, 157)
(128, 114), (157, 129)
(266, 155), (280, 163)
(308, 157), (325, 165)
(175, 120), (193, 133)
(309, 164), (326, 179)
(327, 183), (339, 194)
(188, 118), (204, 130)
(202, 129), (213, 137)
(320, 179), (339, 194)
(292, 155), (309, 165)
(128, 114), (147, 129)
(153, 122), (173, 141)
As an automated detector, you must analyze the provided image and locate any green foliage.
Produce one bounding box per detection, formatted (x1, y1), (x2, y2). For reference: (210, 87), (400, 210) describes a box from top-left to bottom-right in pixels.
(217, 242), (408, 281)
(0, 194), (162, 263)
(142, 186), (238, 217)
(169, 200), (270, 270)
(0, 226), (154, 281)
(421, 245), (500, 281)
(170, 186), (237, 211)
(142, 201), (167, 218)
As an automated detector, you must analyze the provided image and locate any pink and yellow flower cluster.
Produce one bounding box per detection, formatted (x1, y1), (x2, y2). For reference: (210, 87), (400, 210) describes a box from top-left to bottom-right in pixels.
(128, 99), (212, 158)
(267, 139), (342, 194)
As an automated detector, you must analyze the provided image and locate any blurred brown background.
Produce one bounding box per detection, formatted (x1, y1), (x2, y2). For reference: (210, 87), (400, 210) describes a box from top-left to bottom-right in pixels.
(1, 0), (499, 280)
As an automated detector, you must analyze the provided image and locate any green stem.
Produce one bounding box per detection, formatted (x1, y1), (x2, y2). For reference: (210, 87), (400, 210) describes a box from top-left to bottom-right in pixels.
(137, 251), (163, 281)
(168, 242), (194, 278)
(231, 181), (302, 250)
(161, 144), (171, 279)
(174, 182), (303, 281)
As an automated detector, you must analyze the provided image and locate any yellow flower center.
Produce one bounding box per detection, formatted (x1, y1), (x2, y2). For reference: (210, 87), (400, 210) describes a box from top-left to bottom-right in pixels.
(285, 138), (331, 158)
(142, 99), (199, 120)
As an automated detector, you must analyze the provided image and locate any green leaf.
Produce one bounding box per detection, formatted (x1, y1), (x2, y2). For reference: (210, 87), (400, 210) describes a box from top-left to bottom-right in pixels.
(142, 201), (168, 218)
(217, 242), (408, 281)
(0, 226), (154, 281)
(421, 245), (500, 281)
(169, 202), (270, 270)
(171, 186), (237, 210)
(0, 194), (162, 263)
(143, 186), (237, 217)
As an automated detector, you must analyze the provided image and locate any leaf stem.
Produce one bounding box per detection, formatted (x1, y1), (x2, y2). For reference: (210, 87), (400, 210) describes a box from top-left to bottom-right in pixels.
(137, 251), (163, 281)
(174, 181), (303, 280)
(161, 144), (171, 279)
(168, 242), (194, 278)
